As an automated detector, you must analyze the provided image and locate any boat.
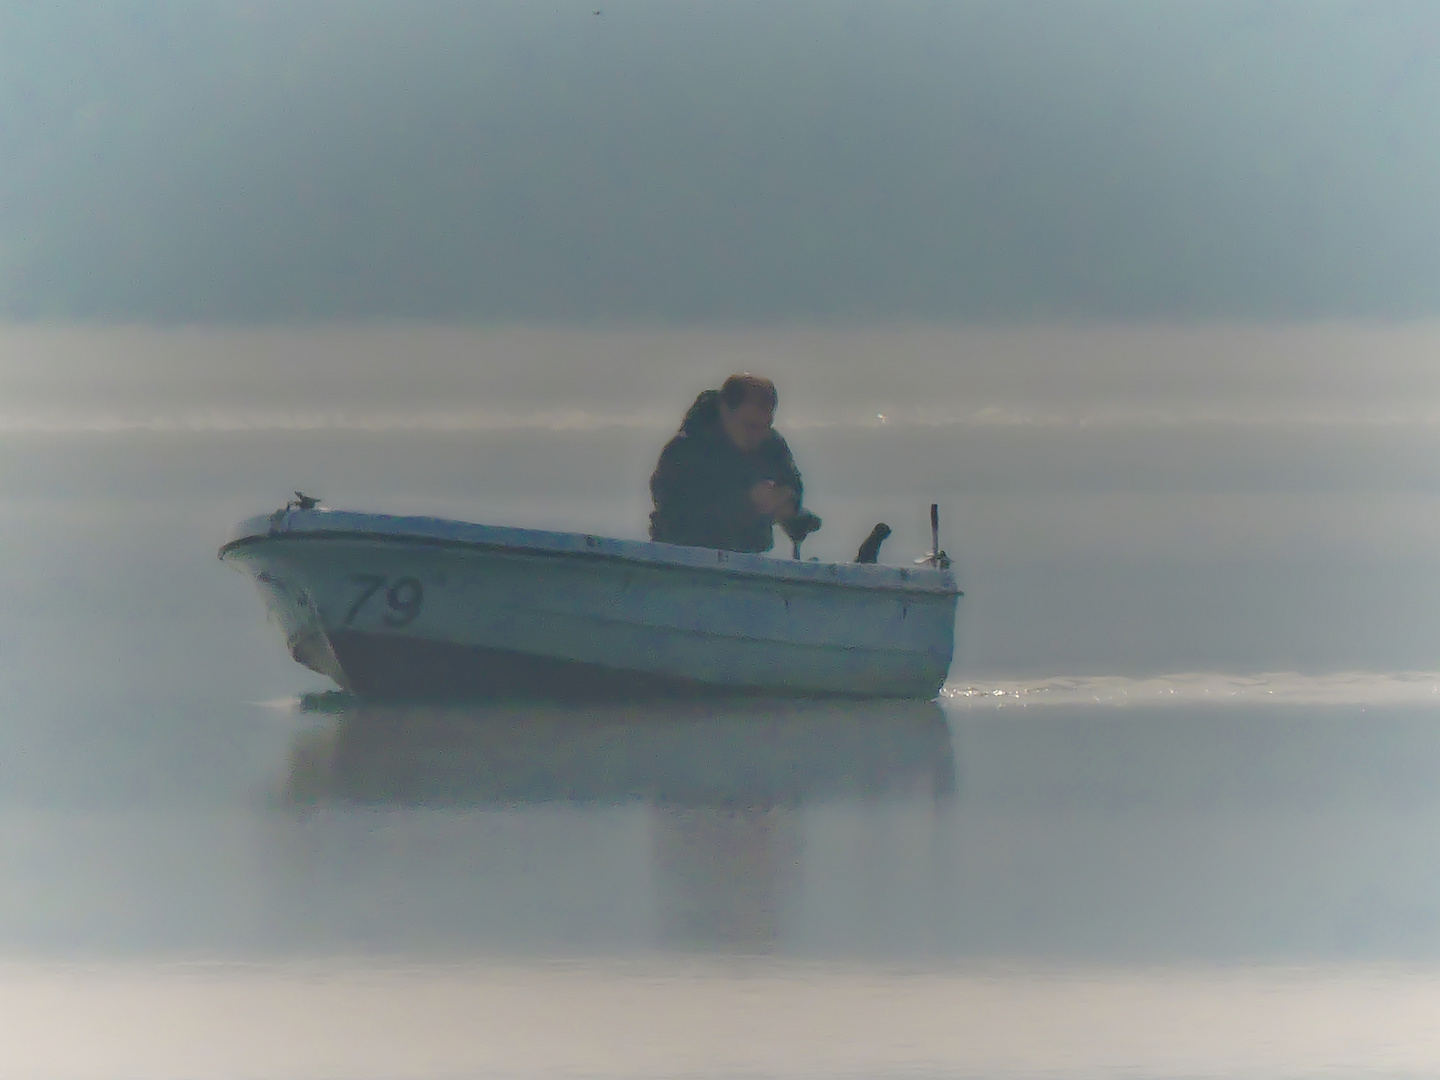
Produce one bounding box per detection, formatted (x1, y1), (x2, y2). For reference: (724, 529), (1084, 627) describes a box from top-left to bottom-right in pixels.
(219, 504), (960, 699)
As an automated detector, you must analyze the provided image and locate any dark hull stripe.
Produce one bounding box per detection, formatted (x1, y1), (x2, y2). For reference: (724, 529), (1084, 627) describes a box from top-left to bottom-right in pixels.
(325, 630), (915, 701)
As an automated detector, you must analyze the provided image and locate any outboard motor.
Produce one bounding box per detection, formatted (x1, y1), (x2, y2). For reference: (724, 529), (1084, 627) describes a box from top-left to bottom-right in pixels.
(855, 523), (891, 564)
(783, 510), (823, 559)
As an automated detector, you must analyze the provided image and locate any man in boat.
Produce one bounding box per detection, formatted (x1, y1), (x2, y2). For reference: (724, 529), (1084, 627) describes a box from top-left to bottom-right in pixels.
(649, 373), (814, 553)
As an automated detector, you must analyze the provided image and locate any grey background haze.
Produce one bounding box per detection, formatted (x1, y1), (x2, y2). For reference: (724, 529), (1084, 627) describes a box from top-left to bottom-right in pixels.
(4, 0), (1440, 322)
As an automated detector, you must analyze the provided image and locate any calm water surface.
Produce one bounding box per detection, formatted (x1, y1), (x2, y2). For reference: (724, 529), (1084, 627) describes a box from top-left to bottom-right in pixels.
(4, 326), (1440, 1078)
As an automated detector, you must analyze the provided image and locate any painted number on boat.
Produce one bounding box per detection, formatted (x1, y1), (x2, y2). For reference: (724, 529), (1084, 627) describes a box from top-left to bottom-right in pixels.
(344, 574), (424, 628)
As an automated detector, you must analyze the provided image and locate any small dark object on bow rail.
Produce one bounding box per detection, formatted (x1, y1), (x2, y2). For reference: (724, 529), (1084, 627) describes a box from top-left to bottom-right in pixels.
(289, 492), (320, 511)
(855, 523), (891, 564)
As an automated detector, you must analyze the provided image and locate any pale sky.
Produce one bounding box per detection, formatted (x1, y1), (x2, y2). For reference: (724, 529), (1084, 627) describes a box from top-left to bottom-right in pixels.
(3, 0), (1439, 322)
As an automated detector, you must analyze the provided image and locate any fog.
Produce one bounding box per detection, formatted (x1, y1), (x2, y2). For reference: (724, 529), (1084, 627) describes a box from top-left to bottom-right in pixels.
(4, 1), (1440, 322)
(7, 7), (1440, 1077)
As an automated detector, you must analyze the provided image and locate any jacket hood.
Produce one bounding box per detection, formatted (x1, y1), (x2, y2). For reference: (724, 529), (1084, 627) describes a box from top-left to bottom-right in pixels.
(679, 389), (723, 436)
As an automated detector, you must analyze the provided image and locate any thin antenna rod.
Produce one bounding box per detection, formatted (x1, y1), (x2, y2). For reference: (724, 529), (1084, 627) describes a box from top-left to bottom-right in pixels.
(916, 502), (950, 570)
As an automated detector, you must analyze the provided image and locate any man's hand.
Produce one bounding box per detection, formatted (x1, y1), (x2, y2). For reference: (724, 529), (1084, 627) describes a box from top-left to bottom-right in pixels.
(749, 480), (798, 521)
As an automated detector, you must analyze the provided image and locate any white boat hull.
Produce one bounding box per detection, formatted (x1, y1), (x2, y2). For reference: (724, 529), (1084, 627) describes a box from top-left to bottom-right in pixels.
(221, 509), (959, 699)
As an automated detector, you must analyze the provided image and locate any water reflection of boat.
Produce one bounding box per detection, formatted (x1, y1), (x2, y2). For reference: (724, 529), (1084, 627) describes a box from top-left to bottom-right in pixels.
(283, 698), (953, 952)
(284, 697), (955, 808)
(221, 508), (959, 699)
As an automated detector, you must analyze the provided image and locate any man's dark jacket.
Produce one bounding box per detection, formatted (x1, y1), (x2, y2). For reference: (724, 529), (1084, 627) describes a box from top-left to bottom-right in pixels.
(649, 390), (803, 553)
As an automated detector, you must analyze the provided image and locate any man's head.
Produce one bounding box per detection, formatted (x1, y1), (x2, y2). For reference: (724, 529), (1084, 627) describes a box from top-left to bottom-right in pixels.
(717, 373), (778, 453)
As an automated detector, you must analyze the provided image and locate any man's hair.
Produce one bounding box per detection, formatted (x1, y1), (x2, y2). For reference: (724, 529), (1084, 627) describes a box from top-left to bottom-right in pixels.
(719, 373), (778, 411)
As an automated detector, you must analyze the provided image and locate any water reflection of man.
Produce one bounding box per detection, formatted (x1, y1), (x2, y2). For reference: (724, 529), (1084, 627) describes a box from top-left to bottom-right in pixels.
(649, 374), (810, 553)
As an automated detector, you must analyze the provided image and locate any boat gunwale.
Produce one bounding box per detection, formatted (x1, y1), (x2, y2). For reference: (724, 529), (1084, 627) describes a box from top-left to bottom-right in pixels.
(219, 513), (960, 598)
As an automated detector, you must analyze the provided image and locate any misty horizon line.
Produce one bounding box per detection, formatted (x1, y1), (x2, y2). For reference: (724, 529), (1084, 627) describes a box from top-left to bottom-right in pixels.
(8, 406), (1440, 436)
(7, 315), (1440, 331)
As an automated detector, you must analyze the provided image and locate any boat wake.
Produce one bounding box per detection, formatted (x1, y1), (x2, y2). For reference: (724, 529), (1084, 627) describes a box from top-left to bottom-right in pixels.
(944, 670), (1440, 709)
